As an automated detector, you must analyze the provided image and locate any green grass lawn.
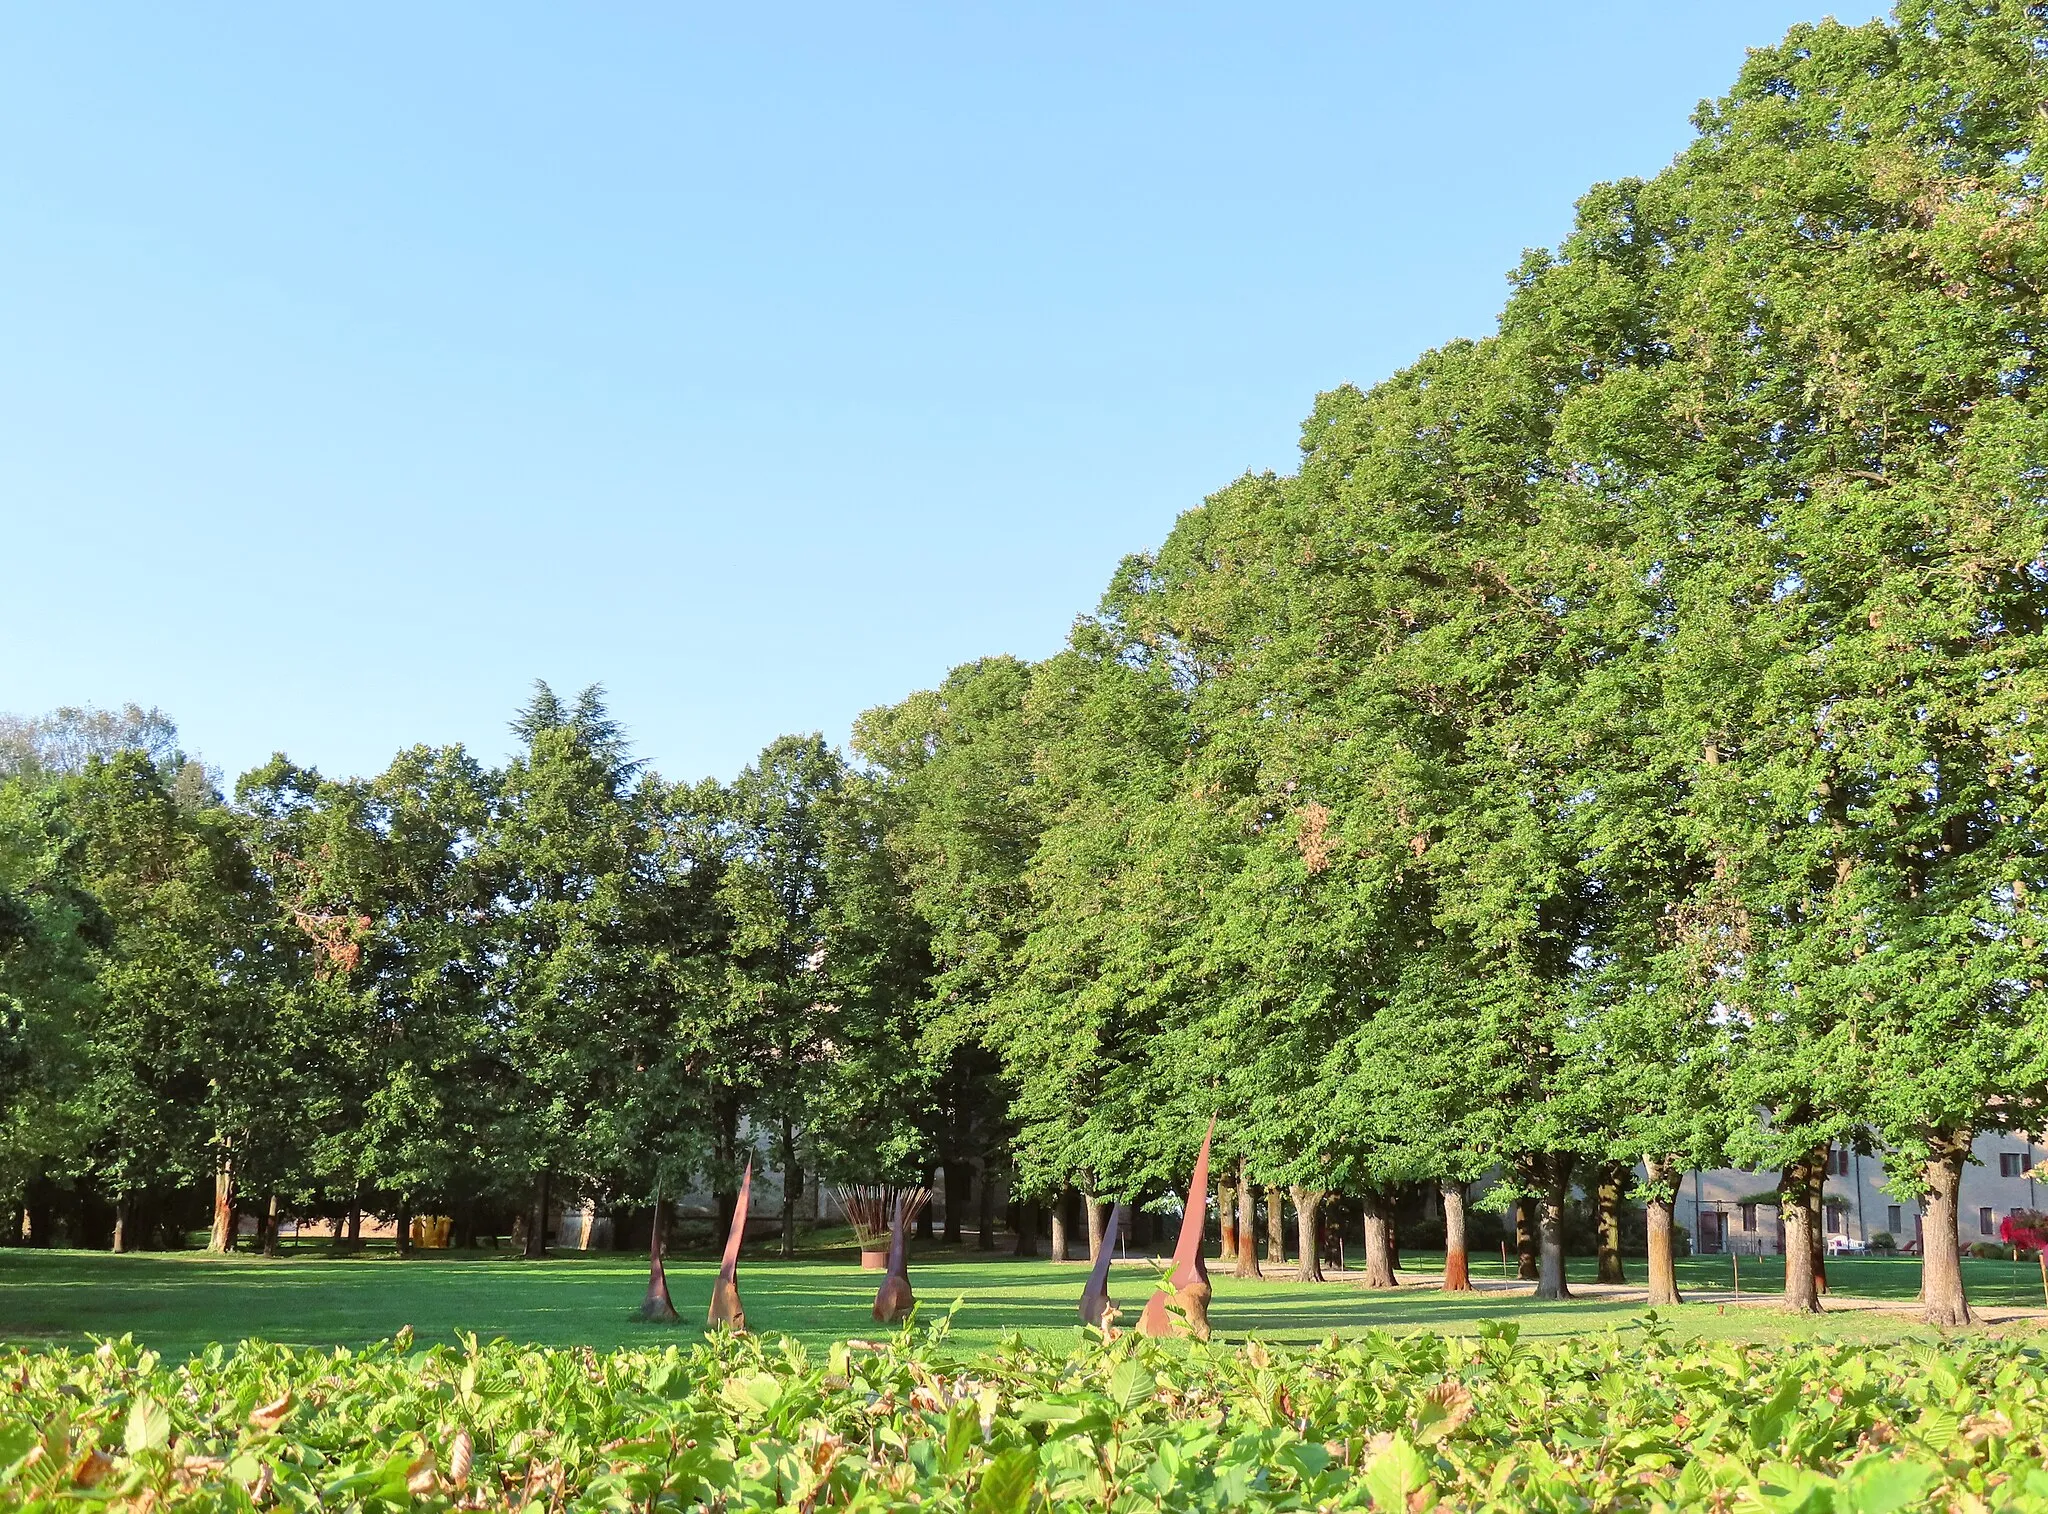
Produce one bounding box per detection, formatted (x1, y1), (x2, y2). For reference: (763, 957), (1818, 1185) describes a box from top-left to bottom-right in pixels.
(5, 1241), (2042, 1359)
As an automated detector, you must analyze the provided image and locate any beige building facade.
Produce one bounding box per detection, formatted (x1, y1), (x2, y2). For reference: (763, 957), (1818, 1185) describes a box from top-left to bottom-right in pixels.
(1677, 1132), (2045, 1254)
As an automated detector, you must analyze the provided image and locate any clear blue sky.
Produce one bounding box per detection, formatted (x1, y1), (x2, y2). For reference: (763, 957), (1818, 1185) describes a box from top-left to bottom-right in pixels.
(2, 3), (1881, 787)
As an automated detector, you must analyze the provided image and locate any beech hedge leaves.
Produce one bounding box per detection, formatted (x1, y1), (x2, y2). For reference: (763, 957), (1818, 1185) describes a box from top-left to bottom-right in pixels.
(8, 1317), (2048, 1511)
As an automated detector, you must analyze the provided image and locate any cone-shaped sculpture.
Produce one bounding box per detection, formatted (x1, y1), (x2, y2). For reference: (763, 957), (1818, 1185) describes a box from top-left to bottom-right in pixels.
(706, 1160), (752, 1331)
(641, 1190), (679, 1321)
(1139, 1118), (1215, 1340)
(872, 1188), (927, 1323)
(1079, 1200), (1126, 1328)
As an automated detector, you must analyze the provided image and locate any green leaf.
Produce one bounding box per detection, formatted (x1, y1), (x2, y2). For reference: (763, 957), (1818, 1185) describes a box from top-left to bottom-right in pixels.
(1754, 1461), (1833, 1514)
(125, 1396), (171, 1455)
(1835, 1455), (1940, 1514)
(1747, 1376), (1802, 1450)
(943, 1400), (979, 1475)
(1362, 1433), (1430, 1511)
(1014, 1401), (1086, 1426)
(720, 1372), (783, 1418)
(1107, 1359), (1150, 1414)
(971, 1446), (1038, 1514)
(1908, 1407), (1963, 1451)
(1145, 1438), (1187, 1495)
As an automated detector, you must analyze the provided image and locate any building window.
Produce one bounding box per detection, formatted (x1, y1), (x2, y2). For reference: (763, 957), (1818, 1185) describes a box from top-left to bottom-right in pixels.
(1831, 1147), (1850, 1176)
(1740, 1203), (1756, 1232)
(1824, 1199), (1845, 1234)
(1981, 1207), (1996, 1237)
(2002, 1152), (2026, 1178)
(1887, 1204), (1902, 1234)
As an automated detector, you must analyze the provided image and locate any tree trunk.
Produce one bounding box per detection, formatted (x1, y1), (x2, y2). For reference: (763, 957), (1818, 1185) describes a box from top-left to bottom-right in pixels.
(208, 1161), (238, 1254)
(1049, 1191), (1070, 1262)
(1514, 1195), (1539, 1281)
(261, 1193), (282, 1257)
(780, 1117), (802, 1259)
(395, 1196), (413, 1258)
(345, 1199), (362, 1248)
(710, 1092), (740, 1246)
(1920, 1130), (1973, 1327)
(977, 1162), (998, 1250)
(1805, 1149), (1829, 1295)
(523, 1173), (550, 1260)
(24, 1177), (55, 1248)
(1217, 1176), (1238, 1263)
(112, 1197), (131, 1255)
(1265, 1187), (1285, 1265)
(1085, 1194), (1107, 1262)
(1012, 1200), (1039, 1257)
(1235, 1162), (1262, 1280)
(1596, 1164), (1626, 1284)
(23, 1178), (52, 1248)
(1360, 1188), (1398, 1288)
(1440, 1180), (1472, 1292)
(1534, 1154), (1574, 1300)
(1778, 1157), (1822, 1313)
(1292, 1188), (1324, 1282)
(1643, 1155), (1684, 1307)
(942, 1159), (969, 1245)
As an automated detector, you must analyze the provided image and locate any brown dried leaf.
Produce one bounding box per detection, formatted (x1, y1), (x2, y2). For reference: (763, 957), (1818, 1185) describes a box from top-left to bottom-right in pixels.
(1965, 1411), (2014, 1443)
(70, 1450), (115, 1489)
(448, 1430), (474, 1490)
(1413, 1380), (1474, 1444)
(406, 1449), (438, 1497)
(1297, 803), (1334, 874)
(248, 1391), (294, 1433)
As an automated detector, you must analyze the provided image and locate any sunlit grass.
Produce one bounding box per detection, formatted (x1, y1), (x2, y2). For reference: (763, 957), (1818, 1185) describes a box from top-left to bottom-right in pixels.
(4, 1242), (2038, 1359)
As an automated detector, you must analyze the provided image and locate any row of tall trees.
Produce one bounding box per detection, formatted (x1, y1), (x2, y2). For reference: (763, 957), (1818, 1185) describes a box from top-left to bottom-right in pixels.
(855, 2), (2048, 1327)
(0, 693), (988, 1260)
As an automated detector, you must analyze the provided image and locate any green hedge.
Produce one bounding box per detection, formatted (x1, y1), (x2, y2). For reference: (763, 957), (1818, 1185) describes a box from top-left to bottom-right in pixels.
(8, 1315), (2048, 1510)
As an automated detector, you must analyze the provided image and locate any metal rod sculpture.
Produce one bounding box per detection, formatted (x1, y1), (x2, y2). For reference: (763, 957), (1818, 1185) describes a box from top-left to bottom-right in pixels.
(1138, 1117), (1215, 1340)
(706, 1159), (752, 1331)
(871, 1186), (930, 1323)
(1079, 1200), (1126, 1329)
(641, 1187), (678, 1321)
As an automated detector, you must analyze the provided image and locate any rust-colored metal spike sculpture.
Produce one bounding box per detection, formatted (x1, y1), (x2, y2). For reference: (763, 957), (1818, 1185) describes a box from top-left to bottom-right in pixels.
(871, 1187), (929, 1323)
(707, 1159), (752, 1331)
(1139, 1117), (1215, 1340)
(641, 1188), (679, 1321)
(1079, 1200), (1126, 1329)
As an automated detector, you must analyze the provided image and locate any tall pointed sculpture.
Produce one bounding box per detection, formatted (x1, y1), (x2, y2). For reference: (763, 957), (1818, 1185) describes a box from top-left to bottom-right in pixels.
(641, 1188), (679, 1321)
(707, 1159), (752, 1331)
(1079, 1200), (1126, 1328)
(1138, 1117), (1215, 1340)
(871, 1187), (929, 1323)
